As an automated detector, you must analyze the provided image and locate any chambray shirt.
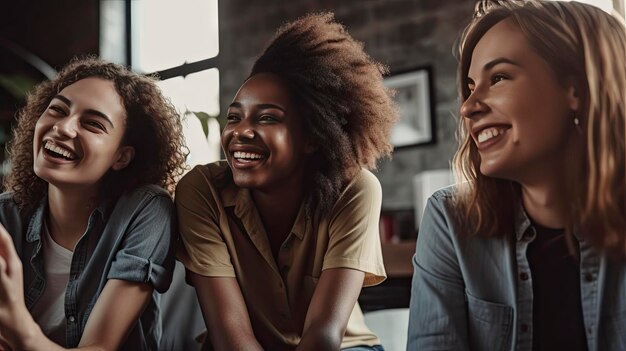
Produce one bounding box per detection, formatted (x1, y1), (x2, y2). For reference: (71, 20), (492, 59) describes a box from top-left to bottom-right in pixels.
(408, 187), (626, 351)
(0, 184), (176, 350)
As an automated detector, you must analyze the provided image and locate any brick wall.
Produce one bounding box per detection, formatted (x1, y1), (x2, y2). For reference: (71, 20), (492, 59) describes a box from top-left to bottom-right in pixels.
(218, 0), (475, 210)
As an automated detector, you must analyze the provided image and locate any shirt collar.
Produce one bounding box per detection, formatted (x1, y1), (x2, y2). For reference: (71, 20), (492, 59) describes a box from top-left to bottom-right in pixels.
(227, 185), (308, 241)
(26, 196), (107, 243)
(514, 202), (533, 241)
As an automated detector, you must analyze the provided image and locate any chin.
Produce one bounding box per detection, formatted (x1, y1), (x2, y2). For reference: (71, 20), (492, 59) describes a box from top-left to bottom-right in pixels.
(232, 174), (260, 189)
(479, 162), (506, 179)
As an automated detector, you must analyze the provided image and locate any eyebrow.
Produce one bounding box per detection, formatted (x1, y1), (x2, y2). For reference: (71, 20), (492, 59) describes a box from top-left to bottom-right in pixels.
(52, 94), (115, 128)
(467, 57), (522, 85)
(483, 57), (521, 71)
(228, 101), (286, 113)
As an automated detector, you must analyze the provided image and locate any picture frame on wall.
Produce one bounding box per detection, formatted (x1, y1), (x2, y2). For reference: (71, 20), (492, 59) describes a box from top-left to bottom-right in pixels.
(384, 66), (435, 149)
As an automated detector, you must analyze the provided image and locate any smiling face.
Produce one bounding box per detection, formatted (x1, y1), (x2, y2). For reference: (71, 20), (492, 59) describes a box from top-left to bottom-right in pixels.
(222, 73), (313, 191)
(33, 77), (134, 192)
(461, 18), (579, 183)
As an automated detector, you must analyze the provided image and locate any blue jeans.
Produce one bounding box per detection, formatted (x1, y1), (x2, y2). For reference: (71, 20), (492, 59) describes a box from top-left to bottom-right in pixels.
(342, 345), (384, 351)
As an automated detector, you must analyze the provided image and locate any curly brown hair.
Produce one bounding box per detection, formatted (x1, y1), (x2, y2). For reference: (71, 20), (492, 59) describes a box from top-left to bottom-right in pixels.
(4, 56), (188, 212)
(250, 12), (398, 214)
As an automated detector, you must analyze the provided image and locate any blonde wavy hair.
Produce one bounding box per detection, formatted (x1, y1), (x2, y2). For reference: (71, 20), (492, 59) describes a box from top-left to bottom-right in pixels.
(453, 1), (626, 257)
(4, 57), (188, 212)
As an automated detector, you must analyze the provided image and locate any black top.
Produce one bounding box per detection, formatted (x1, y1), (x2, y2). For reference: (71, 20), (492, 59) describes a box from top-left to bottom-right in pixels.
(526, 222), (588, 351)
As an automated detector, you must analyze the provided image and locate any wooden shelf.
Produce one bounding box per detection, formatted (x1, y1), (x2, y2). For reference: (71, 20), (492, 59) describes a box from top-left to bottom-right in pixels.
(381, 241), (415, 278)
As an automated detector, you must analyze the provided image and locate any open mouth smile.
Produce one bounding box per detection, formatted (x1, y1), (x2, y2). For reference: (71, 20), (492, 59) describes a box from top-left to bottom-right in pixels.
(43, 141), (78, 161)
(473, 125), (511, 150)
(477, 126), (508, 143)
(229, 149), (268, 168)
(233, 151), (265, 161)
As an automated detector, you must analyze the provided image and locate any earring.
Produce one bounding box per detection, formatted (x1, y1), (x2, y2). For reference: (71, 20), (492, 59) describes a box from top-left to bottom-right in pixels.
(573, 114), (583, 135)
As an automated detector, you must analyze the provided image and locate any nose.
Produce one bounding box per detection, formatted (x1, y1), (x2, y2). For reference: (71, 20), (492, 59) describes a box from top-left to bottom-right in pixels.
(460, 92), (489, 120)
(232, 124), (255, 140)
(53, 115), (79, 139)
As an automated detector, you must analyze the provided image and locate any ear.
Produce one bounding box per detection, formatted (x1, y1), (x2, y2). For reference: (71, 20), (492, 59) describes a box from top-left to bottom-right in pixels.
(565, 79), (580, 112)
(111, 146), (135, 171)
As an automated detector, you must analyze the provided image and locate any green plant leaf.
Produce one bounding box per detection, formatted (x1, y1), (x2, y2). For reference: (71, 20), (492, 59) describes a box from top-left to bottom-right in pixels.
(189, 110), (226, 138)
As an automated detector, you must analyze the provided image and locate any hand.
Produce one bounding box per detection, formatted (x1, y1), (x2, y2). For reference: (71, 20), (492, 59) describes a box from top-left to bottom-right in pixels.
(0, 329), (12, 351)
(0, 224), (29, 344)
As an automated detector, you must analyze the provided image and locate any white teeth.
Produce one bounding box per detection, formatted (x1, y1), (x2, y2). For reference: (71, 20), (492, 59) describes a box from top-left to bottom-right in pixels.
(233, 151), (264, 160)
(477, 127), (505, 143)
(44, 141), (76, 160)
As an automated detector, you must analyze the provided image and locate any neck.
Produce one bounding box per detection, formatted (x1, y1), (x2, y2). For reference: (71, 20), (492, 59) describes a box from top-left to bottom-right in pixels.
(253, 184), (304, 223)
(516, 133), (583, 229)
(519, 159), (581, 229)
(521, 183), (570, 229)
(46, 184), (99, 250)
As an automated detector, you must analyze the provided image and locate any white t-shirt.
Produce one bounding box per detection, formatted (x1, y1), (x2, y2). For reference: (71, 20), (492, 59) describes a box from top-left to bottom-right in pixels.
(30, 222), (73, 345)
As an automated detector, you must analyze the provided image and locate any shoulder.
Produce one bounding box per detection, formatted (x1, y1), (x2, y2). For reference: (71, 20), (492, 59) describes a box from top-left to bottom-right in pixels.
(430, 185), (456, 205)
(339, 168), (382, 199)
(420, 185), (459, 226)
(0, 192), (17, 207)
(112, 184), (174, 217)
(0, 192), (27, 220)
(175, 161), (233, 218)
(124, 184), (171, 203)
(176, 161), (232, 193)
(0, 191), (21, 217)
(330, 169), (382, 216)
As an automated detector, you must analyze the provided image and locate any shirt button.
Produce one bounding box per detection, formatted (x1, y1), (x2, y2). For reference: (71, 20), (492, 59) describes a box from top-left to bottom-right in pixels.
(519, 272), (529, 281)
(520, 324), (529, 333)
(584, 273), (594, 282)
(68, 315), (76, 323)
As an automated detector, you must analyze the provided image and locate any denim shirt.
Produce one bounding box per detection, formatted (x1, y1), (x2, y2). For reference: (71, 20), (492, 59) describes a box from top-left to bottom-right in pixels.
(407, 187), (626, 351)
(0, 184), (176, 350)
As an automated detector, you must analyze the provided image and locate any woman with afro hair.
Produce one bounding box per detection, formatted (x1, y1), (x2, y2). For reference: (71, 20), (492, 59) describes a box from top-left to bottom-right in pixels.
(176, 12), (398, 351)
(0, 57), (187, 350)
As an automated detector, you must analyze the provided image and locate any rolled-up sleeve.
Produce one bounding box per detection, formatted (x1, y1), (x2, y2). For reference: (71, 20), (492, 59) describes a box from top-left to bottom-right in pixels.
(107, 193), (176, 293)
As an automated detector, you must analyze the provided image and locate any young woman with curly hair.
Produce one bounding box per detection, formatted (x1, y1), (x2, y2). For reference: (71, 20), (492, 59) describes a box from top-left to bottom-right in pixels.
(176, 12), (398, 351)
(0, 57), (187, 350)
(408, 1), (626, 350)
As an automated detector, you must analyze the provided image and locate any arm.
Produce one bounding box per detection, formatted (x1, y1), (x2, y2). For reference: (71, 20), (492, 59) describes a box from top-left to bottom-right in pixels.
(407, 194), (469, 351)
(0, 224), (153, 351)
(296, 268), (365, 351)
(175, 168), (262, 350)
(189, 272), (263, 351)
(295, 170), (385, 350)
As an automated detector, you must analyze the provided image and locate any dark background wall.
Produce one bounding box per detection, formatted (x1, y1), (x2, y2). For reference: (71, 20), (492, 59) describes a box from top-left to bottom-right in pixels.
(0, 0), (99, 71)
(1, 0), (476, 212)
(218, 0), (475, 211)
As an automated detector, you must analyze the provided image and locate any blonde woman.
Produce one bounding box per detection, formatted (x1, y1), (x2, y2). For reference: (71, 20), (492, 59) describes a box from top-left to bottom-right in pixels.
(408, 1), (626, 350)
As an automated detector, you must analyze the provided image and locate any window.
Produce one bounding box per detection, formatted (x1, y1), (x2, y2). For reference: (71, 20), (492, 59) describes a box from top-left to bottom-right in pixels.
(100, 0), (221, 168)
